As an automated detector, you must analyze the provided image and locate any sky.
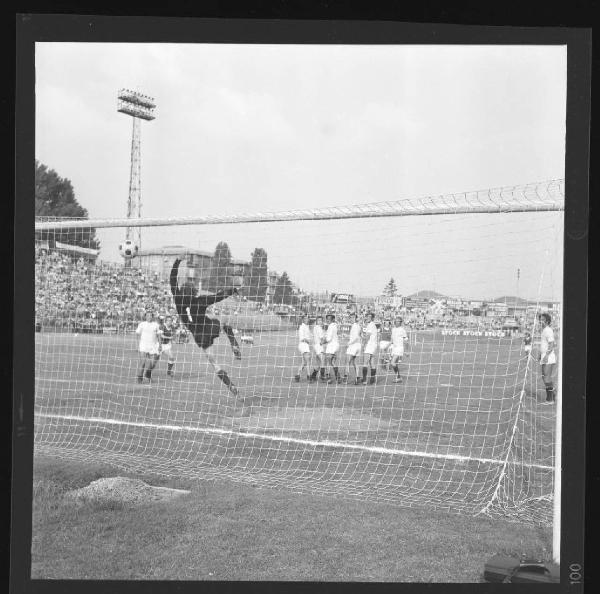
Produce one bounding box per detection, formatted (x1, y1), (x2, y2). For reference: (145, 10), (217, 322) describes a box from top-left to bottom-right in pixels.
(35, 43), (566, 301)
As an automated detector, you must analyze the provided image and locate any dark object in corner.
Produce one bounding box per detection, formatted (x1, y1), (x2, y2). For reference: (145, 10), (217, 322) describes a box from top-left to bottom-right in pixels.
(484, 554), (560, 583)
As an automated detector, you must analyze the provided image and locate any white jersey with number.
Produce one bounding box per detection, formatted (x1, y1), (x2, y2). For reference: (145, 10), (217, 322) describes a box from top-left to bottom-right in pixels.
(540, 326), (557, 364)
(298, 323), (312, 354)
(136, 321), (160, 355)
(391, 326), (408, 357)
(325, 322), (339, 354)
(364, 321), (379, 355)
(313, 325), (325, 355)
(346, 322), (362, 356)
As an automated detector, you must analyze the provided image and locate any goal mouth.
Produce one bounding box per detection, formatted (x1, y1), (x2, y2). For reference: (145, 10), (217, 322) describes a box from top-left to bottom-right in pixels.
(34, 180), (563, 525)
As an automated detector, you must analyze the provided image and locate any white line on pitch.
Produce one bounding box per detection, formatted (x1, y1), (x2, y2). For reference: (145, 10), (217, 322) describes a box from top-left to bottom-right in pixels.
(35, 412), (553, 470)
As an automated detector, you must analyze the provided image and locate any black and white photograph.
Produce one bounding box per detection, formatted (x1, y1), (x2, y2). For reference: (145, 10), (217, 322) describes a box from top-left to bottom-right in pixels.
(12, 15), (590, 588)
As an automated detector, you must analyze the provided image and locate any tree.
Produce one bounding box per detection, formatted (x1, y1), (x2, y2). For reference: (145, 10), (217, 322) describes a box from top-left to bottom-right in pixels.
(207, 242), (232, 291)
(273, 271), (294, 305)
(244, 247), (268, 303)
(35, 160), (100, 250)
(383, 278), (398, 297)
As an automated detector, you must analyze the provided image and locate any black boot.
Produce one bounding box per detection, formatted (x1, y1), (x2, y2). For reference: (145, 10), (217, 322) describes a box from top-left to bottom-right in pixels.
(217, 369), (238, 396)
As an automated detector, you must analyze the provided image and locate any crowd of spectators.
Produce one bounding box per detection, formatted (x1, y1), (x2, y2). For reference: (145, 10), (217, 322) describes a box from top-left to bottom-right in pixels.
(296, 301), (546, 337)
(35, 249), (556, 338)
(36, 249), (179, 334)
(35, 249), (285, 335)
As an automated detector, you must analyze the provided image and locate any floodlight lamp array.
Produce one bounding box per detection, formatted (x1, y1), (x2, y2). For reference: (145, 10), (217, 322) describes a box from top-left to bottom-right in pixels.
(117, 88), (156, 120)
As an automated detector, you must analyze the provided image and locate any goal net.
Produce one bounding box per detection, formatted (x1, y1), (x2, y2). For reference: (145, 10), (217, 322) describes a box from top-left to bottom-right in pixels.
(34, 180), (563, 525)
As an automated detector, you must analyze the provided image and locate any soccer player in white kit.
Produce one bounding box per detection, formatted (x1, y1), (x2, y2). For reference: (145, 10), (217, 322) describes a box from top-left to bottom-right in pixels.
(136, 311), (161, 383)
(295, 314), (313, 382)
(362, 312), (379, 385)
(324, 313), (341, 383)
(538, 312), (557, 404)
(390, 317), (409, 383)
(344, 313), (363, 384)
(310, 315), (326, 381)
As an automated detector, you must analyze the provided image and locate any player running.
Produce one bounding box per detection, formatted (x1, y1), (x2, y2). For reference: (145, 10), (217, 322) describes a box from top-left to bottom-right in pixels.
(295, 314), (313, 382)
(310, 315), (326, 382)
(158, 315), (177, 377)
(324, 313), (341, 383)
(170, 258), (241, 396)
(136, 311), (161, 383)
(362, 313), (379, 385)
(344, 312), (362, 384)
(390, 317), (409, 383)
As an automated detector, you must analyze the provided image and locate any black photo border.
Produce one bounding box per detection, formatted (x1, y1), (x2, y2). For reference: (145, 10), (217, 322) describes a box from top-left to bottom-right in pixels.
(12, 12), (591, 594)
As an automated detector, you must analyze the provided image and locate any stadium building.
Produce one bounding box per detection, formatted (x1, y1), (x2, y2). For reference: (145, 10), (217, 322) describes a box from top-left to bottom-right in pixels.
(136, 246), (254, 291)
(135, 246), (213, 287)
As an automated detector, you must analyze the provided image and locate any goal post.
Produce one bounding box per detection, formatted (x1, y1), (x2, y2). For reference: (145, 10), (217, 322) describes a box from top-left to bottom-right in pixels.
(34, 180), (564, 538)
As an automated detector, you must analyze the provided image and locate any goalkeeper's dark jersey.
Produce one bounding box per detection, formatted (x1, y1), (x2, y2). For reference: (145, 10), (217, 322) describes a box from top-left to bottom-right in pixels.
(170, 259), (235, 347)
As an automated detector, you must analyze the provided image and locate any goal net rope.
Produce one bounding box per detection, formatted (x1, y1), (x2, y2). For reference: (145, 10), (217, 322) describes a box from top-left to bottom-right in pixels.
(34, 180), (563, 525)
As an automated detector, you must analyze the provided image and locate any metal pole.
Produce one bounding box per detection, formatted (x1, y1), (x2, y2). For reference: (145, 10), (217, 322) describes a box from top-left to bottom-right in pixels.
(553, 313), (562, 564)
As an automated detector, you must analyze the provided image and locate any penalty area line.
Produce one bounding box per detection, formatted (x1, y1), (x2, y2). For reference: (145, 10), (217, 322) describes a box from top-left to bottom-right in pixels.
(35, 412), (553, 470)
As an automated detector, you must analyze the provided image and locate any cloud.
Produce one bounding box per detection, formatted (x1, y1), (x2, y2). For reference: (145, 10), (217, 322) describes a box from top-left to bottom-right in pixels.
(195, 86), (296, 144)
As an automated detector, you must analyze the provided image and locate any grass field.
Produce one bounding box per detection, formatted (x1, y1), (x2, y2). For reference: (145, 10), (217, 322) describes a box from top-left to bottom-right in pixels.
(32, 328), (557, 580)
(32, 454), (554, 581)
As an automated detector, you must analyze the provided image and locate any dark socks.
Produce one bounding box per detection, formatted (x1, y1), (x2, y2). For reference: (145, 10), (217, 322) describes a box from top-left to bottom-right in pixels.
(545, 385), (555, 402)
(223, 324), (241, 357)
(362, 366), (368, 382)
(333, 366), (339, 380)
(369, 368), (376, 384)
(217, 369), (232, 388)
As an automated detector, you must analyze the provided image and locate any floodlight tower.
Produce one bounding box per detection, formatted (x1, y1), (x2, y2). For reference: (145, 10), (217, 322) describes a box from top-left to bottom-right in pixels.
(117, 89), (156, 251)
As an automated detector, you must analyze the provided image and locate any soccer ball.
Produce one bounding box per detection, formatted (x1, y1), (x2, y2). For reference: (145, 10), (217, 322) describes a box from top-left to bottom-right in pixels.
(119, 239), (139, 260)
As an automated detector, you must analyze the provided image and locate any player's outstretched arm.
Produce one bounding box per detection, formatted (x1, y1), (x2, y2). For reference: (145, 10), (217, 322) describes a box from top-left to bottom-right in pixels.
(170, 259), (182, 296)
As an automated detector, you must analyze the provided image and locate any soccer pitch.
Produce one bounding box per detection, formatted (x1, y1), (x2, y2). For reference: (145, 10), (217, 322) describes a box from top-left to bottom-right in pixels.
(34, 328), (555, 522)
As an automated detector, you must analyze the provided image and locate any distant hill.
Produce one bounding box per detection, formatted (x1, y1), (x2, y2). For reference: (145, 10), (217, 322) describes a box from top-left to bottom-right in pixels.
(405, 290), (448, 300)
(493, 295), (531, 306)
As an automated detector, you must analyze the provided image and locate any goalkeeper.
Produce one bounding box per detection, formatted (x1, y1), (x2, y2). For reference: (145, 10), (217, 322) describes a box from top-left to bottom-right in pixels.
(170, 258), (242, 396)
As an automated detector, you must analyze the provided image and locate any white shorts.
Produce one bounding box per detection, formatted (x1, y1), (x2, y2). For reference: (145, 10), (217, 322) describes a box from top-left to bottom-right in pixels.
(542, 351), (557, 365)
(161, 343), (172, 355)
(390, 346), (404, 358)
(325, 342), (339, 355)
(298, 342), (310, 354)
(379, 340), (391, 352)
(346, 343), (362, 357)
(140, 348), (160, 357)
(313, 344), (324, 356)
(364, 341), (378, 356)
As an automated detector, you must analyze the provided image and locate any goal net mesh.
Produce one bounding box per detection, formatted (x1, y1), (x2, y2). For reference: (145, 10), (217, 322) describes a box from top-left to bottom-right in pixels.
(34, 180), (563, 525)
